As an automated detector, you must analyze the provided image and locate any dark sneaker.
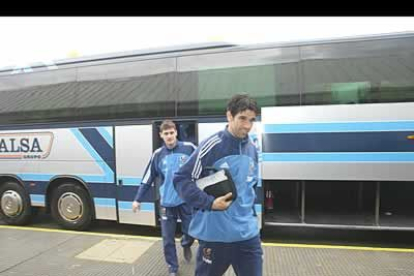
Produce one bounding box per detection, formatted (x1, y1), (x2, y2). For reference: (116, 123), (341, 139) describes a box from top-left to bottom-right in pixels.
(183, 246), (192, 262)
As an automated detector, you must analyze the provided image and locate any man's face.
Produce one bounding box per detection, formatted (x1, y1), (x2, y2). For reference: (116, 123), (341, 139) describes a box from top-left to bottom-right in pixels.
(227, 109), (257, 139)
(160, 127), (177, 148)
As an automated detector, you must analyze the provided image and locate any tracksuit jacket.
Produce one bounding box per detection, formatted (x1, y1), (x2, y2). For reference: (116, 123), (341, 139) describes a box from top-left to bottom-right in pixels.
(173, 127), (260, 242)
(134, 141), (196, 207)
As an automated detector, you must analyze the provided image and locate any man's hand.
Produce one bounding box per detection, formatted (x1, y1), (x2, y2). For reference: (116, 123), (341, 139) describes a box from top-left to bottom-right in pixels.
(211, 192), (233, 211)
(132, 201), (141, 213)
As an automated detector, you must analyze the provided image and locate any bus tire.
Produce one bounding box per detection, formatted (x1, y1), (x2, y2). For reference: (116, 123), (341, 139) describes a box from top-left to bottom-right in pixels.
(0, 181), (32, 225)
(51, 183), (92, 230)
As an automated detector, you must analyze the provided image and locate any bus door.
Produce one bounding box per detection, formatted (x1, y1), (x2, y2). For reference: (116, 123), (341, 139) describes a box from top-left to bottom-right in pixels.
(115, 124), (157, 226)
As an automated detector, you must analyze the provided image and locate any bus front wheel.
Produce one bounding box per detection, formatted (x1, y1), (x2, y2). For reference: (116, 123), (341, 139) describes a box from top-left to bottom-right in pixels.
(0, 181), (32, 225)
(51, 183), (93, 230)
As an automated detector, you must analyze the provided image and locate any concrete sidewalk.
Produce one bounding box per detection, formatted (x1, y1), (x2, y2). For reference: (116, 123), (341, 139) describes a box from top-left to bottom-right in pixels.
(1, 225), (414, 276)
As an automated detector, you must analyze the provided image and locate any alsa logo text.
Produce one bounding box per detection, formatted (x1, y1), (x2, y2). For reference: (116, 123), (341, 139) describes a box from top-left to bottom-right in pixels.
(0, 132), (54, 159)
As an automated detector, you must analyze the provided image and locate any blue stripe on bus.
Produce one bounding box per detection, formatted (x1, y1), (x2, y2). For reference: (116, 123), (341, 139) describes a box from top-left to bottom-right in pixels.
(118, 201), (154, 212)
(117, 177), (143, 186)
(263, 132), (414, 153)
(24, 181), (47, 194)
(117, 186), (155, 202)
(23, 181), (155, 202)
(30, 194), (45, 204)
(18, 173), (114, 183)
(70, 128), (114, 182)
(263, 121), (414, 133)
(263, 152), (414, 162)
(96, 127), (113, 148)
(24, 181), (114, 197)
(78, 128), (115, 171)
(94, 197), (116, 207)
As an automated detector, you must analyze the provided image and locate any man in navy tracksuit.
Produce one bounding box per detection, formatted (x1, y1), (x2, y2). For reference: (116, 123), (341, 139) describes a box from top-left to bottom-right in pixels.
(133, 120), (196, 276)
(174, 94), (263, 276)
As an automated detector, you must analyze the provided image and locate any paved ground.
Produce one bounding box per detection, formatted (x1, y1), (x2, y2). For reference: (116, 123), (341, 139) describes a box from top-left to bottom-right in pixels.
(1, 225), (414, 276)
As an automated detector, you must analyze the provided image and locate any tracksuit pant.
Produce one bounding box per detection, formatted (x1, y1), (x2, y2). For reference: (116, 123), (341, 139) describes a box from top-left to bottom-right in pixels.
(195, 235), (263, 276)
(160, 203), (194, 273)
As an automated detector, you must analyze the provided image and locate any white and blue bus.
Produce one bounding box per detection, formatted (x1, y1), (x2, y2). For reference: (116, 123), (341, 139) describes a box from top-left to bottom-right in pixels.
(1, 32), (414, 231)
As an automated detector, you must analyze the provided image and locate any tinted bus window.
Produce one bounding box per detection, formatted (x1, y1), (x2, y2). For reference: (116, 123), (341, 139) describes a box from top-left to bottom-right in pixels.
(177, 47), (300, 116)
(0, 68), (78, 124)
(0, 58), (178, 125)
(76, 58), (177, 120)
(300, 37), (414, 105)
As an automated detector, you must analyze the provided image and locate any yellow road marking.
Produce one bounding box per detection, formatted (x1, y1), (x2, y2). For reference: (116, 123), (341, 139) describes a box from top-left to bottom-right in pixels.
(2, 225), (414, 253)
(0, 225), (161, 241)
(262, 242), (414, 253)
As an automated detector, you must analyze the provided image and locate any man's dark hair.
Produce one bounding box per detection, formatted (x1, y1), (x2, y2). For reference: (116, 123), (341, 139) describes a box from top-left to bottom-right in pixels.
(159, 120), (176, 132)
(226, 94), (259, 117)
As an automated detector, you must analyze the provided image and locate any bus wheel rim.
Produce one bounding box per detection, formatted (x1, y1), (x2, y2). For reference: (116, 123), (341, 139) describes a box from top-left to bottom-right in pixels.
(1, 190), (23, 217)
(58, 192), (83, 222)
